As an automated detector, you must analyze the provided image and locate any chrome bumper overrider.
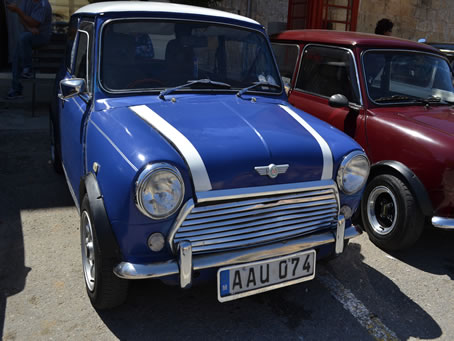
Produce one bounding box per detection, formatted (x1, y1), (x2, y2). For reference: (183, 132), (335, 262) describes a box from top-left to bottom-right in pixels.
(114, 216), (360, 287)
(432, 216), (454, 230)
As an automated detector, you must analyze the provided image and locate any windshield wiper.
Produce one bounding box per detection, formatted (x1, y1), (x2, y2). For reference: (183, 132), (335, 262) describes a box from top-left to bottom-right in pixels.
(375, 95), (449, 105)
(236, 81), (281, 98)
(413, 96), (447, 105)
(159, 79), (231, 100)
(374, 95), (414, 103)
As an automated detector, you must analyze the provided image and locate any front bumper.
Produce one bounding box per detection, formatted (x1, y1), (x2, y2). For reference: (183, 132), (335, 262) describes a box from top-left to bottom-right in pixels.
(432, 216), (454, 230)
(114, 216), (360, 288)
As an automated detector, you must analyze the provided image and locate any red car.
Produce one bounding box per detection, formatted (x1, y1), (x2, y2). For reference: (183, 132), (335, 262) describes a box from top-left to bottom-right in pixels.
(271, 30), (454, 250)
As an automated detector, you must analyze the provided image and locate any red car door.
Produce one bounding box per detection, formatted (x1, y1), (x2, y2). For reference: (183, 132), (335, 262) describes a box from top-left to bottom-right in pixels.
(288, 44), (367, 147)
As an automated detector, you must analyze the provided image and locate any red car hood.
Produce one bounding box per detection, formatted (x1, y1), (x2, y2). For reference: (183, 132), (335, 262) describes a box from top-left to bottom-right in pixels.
(371, 105), (454, 136)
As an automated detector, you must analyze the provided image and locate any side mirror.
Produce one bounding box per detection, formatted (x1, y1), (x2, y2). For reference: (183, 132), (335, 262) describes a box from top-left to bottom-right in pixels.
(59, 78), (86, 100)
(329, 94), (349, 108)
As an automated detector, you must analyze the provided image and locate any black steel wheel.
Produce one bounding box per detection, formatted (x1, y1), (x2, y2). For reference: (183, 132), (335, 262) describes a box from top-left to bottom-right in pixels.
(361, 174), (424, 251)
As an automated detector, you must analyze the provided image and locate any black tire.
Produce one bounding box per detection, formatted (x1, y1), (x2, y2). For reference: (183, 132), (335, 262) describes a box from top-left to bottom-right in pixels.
(49, 117), (63, 174)
(361, 174), (424, 251)
(80, 195), (129, 309)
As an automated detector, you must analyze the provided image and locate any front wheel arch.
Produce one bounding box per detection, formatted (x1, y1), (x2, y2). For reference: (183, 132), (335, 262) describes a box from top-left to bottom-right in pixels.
(368, 161), (433, 217)
(80, 194), (129, 309)
(79, 173), (122, 261)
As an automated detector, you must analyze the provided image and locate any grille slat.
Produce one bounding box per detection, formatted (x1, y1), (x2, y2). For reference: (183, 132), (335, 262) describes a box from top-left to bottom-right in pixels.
(174, 212), (336, 242)
(190, 189), (334, 214)
(185, 194), (336, 221)
(179, 202), (337, 232)
(188, 217), (334, 248)
(172, 184), (339, 254)
(175, 207), (338, 237)
(181, 198), (337, 227)
(191, 223), (332, 253)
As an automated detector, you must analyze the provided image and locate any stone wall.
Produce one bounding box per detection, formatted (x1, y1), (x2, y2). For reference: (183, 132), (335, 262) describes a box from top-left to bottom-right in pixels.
(214, 0), (289, 35)
(356, 0), (454, 42)
(214, 0), (454, 42)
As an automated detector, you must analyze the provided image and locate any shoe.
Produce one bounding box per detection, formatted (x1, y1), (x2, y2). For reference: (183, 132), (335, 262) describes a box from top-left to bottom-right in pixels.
(5, 89), (24, 100)
(21, 68), (33, 79)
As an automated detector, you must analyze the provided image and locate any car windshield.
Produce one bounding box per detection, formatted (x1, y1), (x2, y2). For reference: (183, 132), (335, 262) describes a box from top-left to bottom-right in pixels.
(100, 19), (282, 95)
(363, 50), (454, 105)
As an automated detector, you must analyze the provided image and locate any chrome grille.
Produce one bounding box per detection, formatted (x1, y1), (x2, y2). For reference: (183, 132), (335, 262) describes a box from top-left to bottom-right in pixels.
(171, 183), (339, 254)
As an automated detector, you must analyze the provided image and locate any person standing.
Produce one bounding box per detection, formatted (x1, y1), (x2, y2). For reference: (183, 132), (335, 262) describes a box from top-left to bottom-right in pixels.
(5, 0), (52, 99)
(374, 18), (393, 36)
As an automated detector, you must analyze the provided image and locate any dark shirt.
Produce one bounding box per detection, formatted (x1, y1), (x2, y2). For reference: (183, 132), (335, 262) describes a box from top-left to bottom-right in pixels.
(20, 0), (52, 40)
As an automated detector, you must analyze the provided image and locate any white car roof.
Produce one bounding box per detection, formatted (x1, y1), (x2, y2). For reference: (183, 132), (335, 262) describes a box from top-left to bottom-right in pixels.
(75, 1), (260, 26)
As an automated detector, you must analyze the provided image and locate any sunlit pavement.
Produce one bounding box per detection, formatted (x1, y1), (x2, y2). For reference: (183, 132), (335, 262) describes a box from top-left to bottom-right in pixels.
(1, 104), (453, 341)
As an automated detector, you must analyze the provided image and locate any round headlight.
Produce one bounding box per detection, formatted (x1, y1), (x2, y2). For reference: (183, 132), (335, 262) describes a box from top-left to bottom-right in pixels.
(135, 163), (185, 219)
(337, 151), (370, 195)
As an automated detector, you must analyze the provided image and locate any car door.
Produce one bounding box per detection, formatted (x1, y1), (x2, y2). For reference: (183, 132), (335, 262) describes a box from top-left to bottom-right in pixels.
(59, 20), (94, 204)
(288, 44), (367, 144)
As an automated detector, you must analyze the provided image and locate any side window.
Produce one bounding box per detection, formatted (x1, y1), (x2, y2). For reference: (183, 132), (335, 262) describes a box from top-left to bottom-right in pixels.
(296, 45), (360, 103)
(74, 32), (88, 80)
(65, 17), (78, 71)
(73, 21), (94, 92)
(271, 43), (299, 84)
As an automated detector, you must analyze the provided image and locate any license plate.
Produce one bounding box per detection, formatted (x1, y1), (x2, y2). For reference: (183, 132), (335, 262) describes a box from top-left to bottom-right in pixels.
(217, 250), (316, 302)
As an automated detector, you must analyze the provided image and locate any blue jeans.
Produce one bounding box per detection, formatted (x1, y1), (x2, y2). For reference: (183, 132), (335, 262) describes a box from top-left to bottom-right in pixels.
(11, 31), (50, 92)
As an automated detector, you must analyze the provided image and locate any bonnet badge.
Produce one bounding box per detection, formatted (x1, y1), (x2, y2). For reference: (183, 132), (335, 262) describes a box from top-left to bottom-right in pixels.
(255, 164), (289, 179)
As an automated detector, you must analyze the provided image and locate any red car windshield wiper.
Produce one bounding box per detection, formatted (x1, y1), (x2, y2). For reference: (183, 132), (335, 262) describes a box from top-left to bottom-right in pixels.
(374, 95), (414, 103)
(375, 95), (448, 105)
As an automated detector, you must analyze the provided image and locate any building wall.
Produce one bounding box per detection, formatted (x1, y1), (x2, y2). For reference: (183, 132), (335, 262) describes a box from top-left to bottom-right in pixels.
(215, 0), (289, 34)
(215, 0), (454, 42)
(356, 0), (454, 42)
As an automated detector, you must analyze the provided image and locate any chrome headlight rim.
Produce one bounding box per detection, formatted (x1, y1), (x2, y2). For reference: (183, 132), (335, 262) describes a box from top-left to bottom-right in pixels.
(337, 150), (370, 195)
(135, 162), (185, 220)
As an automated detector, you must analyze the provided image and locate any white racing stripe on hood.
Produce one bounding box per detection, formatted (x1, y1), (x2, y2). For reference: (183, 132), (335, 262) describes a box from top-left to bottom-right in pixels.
(279, 105), (333, 180)
(130, 105), (212, 192)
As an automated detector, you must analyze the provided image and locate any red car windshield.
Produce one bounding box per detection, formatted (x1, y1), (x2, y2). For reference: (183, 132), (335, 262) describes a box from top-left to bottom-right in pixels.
(363, 50), (454, 104)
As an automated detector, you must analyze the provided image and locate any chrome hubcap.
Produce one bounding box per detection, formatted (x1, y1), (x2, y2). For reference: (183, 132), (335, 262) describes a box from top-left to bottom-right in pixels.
(367, 185), (397, 235)
(81, 211), (96, 291)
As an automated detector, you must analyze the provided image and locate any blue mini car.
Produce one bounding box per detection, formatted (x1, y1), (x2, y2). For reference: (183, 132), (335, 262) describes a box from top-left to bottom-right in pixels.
(50, 1), (370, 309)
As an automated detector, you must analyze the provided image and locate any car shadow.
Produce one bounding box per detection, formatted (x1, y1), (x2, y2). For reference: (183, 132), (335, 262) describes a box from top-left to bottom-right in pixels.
(96, 242), (441, 340)
(326, 242), (442, 340)
(386, 226), (454, 280)
(0, 119), (74, 339)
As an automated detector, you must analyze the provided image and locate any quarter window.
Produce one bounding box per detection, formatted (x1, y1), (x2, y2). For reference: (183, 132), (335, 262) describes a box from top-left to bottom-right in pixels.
(74, 32), (88, 81)
(296, 45), (360, 103)
(271, 43), (299, 85)
(64, 17), (78, 71)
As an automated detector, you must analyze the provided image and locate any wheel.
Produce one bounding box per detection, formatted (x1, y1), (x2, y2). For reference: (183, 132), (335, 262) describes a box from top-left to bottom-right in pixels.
(80, 195), (129, 309)
(361, 174), (424, 251)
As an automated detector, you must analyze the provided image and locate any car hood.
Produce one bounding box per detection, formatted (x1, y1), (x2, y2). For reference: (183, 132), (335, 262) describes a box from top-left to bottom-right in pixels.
(371, 105), (454, 136)
(95, 95), (359, 192)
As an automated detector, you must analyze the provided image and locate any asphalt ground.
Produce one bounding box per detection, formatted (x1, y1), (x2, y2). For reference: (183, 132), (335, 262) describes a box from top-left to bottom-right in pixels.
(0, 99), (453, 341)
